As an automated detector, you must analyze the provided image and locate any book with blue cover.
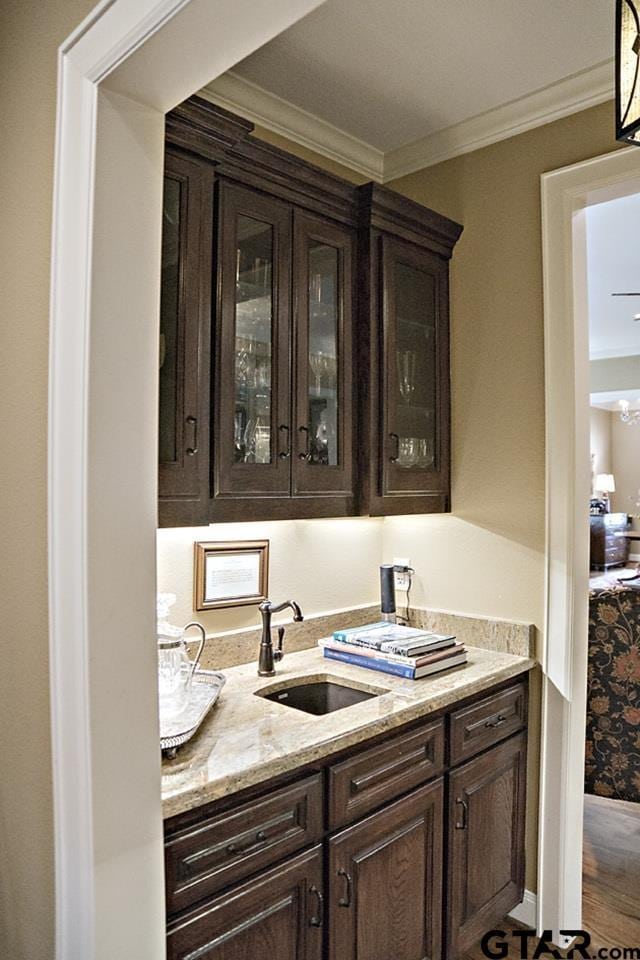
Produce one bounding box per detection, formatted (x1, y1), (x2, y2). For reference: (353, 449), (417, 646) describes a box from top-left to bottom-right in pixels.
(322, 644), (467, 680)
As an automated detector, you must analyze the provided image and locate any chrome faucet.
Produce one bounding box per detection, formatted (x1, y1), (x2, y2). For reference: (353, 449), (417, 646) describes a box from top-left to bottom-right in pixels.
(257, 599), (304, 677)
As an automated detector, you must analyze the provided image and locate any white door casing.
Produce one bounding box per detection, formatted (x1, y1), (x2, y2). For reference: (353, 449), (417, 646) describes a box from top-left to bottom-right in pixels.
(540, 146), (640, 941)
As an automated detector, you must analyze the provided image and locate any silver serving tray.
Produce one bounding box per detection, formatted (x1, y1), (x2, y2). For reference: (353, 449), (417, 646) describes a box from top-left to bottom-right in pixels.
(160, 669), (226, 758)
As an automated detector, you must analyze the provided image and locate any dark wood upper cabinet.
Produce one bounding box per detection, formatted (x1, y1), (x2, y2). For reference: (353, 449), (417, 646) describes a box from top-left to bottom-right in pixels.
(446, 732), (527, 957)
(328, 778), (443, 960)
(214, 181), (292, 503)
(158, 97), (462, 525)
(158, 150), (213, 527)
(292, 210), (355, 504)
(357, 183), (462, 516)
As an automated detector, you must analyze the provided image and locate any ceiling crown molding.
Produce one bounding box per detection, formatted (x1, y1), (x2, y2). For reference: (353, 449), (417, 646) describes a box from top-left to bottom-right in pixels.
(200, 71), (384, 181)
(383, 60), (615, 181)
(201, 59), (614, 185)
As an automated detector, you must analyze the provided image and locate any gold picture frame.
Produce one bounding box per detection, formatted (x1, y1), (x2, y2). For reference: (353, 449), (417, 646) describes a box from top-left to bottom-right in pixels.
(193, 540), (269, 611)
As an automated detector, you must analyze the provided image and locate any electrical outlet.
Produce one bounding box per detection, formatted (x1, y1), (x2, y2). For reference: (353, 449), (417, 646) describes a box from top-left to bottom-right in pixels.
(393, 557), (411, 592)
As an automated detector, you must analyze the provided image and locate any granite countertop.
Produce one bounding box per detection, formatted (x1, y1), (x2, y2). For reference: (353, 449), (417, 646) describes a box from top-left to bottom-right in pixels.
(161, 645), (536, 819)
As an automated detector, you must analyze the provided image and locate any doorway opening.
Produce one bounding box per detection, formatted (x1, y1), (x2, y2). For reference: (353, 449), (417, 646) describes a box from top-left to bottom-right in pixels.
(540, 147), (640, 945)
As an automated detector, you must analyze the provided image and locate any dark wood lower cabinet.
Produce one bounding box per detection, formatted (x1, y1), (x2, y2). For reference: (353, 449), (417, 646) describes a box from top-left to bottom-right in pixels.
(328, 778), (443, 960)
(166, 846), (323, 960)
(164, 681), (529, 960)
(446, 732), (527, 957)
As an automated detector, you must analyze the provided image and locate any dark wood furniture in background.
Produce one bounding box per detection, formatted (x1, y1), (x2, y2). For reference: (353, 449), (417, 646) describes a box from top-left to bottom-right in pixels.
(164, 677), (528, 960)
(158, 96), (462, 525)
(589, 513), (631, 570)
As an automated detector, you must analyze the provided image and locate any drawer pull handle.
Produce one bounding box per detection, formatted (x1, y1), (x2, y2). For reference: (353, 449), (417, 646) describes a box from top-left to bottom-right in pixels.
(278, 424), (291, 460)
(337, 868), (353, 907)
(309, 885), (324, 927)
(455, 798), (468, 830)
(485, 715), (507, 729)
(226, 830), (267, 856)
(389, 432), (400, 463)
(298, 425), (311, 461)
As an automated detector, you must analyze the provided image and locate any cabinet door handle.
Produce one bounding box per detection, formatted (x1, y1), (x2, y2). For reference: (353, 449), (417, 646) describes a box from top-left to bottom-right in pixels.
(186, 415), (198, 456)
(337, 868), (353, 907)
(298, 425), (311, 461)
(278, 424), (291, 460)
(485, 714), (507, 729)
(455, 798), (468, 830)
(226, 830), (267, 856)
(388, 432), (400, 463)
(309, 885), (324, 927)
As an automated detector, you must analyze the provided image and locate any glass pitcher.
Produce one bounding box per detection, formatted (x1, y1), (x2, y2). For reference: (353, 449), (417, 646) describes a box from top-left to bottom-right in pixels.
(157, 593), (206, 720)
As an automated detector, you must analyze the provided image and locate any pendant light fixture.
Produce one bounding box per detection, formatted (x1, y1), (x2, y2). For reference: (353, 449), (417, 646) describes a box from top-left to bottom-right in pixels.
(617, 0), (640, 144)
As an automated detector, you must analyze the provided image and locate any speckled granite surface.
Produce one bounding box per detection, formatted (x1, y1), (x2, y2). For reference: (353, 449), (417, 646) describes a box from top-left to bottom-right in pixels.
(161, 644), (535, 819)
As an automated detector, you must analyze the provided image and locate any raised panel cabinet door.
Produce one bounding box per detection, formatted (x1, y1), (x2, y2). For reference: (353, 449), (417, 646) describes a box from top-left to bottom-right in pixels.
(214, 181), (292, 500)
(328, 778), (443, 960)
(292, 210), (355, 503)
(380, 236), (450, 507)
(166, 846), (324, 960)
(158, 150), (213, 525)
(447, 733), (527, 958)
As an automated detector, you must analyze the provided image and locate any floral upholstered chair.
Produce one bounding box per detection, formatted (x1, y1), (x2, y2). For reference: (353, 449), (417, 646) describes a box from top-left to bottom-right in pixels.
(585, 586), (640, 802)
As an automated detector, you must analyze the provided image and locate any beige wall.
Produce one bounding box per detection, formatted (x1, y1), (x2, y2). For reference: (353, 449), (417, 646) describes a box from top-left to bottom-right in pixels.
(590, 406), (613, 492)
(0, 2), (102, 957)
(611, 414), (640, 526)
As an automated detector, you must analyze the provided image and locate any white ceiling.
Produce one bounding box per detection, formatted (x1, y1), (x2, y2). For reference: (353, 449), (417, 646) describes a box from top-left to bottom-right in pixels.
(587, 193), (640, 361)
(228, 0), (612, 154)
(203, 0), (614, 180)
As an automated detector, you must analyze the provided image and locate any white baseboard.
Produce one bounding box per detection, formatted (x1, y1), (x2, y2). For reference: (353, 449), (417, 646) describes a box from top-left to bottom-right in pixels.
(629, 552), (640, 562)
(508, 890), (537, 928)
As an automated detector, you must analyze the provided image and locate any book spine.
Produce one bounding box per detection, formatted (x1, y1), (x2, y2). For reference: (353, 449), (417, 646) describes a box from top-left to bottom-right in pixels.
(320, 640), (412, 665)
(323, 647), (416, 679)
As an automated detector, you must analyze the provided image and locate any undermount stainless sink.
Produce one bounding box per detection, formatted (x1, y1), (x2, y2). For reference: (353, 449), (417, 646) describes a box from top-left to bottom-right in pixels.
(256, 679), (381, 715)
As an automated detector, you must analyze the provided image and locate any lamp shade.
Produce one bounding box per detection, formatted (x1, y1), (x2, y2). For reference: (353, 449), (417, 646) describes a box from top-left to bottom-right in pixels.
(595, 473), (616, 494)
(617, 0), (640, 144)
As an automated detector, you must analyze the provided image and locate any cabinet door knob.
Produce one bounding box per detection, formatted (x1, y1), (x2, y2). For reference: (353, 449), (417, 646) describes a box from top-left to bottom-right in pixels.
(186, 415), (198, 456)
(278, 424), (291, 459)
(309, 885), (324, 927)
(337, 868), (353, 907)
(298, 425), (311, 461)
(455, 798), (468, 830)
(388, 432), (400, 463)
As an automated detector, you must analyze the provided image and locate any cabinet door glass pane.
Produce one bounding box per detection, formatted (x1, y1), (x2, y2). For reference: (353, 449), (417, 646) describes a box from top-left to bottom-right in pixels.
(394, 261), (436, 469)
(307, 242), (339, 466)
(159, 175), (181, 464)
(234, 215), (273, 465)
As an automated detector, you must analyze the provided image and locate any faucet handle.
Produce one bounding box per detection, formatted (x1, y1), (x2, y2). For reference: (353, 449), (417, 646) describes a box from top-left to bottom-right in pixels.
(274, 626), (285, 663)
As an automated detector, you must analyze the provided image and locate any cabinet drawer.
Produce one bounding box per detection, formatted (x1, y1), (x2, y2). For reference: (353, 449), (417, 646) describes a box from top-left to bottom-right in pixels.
(449, 683), (526, 765)
(165, 774), (323, 915)
(328, 719), (444, 830)
(167, 845), (323, 960)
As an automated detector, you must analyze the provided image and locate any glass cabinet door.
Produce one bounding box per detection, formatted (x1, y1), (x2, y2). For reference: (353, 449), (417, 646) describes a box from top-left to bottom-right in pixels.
(215, 182), (292, 498)
(381, 236), (450, 498)
(158, 151), (212, 518)
(292, 211), (354, 499)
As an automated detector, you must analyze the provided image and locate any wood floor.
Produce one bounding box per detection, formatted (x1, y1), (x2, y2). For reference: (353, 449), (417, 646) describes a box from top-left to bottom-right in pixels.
(461, 794), (640, 959)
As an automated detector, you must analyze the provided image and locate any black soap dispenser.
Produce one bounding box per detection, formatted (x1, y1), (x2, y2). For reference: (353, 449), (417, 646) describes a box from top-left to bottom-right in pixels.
(379, 564), (396, 623)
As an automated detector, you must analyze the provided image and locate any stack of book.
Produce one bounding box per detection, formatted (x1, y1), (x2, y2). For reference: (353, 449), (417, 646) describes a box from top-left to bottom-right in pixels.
(319, 622), (467, 680)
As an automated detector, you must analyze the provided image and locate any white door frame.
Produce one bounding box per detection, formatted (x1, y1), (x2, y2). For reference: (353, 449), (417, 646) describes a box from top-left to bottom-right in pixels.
(539, 144), (640, 940)
(49, 1), (324, 957)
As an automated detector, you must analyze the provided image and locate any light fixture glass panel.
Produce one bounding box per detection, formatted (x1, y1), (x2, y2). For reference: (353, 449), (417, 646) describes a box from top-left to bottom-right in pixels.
(617, 0), (640, 143)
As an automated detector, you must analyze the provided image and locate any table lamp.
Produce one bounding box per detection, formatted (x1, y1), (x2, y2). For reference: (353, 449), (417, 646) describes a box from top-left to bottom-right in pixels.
(595, 474), (616, 512)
